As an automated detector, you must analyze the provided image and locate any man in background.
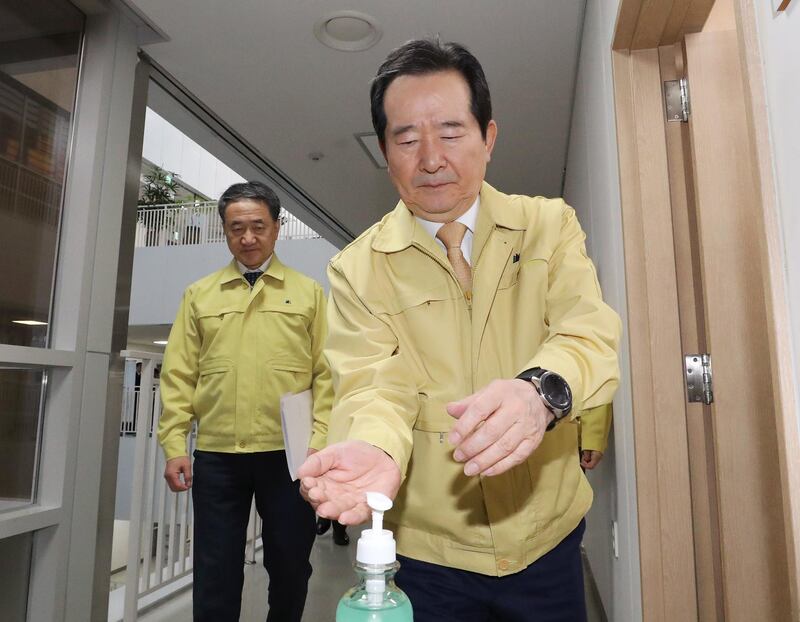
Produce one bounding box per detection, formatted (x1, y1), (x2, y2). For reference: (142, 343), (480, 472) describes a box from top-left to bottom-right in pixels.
(158, 181), (332, 622)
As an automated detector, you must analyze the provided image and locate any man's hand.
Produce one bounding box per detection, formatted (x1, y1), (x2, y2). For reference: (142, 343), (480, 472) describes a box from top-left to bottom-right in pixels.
(447, 379), (553, 477)
(164, 456), (192, 492)
(580, 450), (603, 470)
(298, 440), (401, 526)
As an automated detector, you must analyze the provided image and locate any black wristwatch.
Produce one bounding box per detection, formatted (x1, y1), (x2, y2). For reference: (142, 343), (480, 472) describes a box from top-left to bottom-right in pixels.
(516, 367), (572, 431)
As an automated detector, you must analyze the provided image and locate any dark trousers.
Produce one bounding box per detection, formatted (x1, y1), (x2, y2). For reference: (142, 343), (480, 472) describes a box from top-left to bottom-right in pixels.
(395, 520), (587, 622)
(191, 450), (316, 622)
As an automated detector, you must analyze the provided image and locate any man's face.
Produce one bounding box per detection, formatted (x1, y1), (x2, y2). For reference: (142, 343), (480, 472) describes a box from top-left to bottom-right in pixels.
(223, 199), (280, 269)
(381, 70), (497, 223)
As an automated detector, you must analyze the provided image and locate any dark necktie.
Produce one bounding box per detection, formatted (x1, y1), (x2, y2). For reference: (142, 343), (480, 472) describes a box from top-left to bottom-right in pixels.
(243, 270), (263, 287)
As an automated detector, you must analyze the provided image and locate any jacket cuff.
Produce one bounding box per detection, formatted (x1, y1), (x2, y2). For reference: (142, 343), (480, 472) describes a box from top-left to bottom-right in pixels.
(346, 419), (411, 480)
(162, 437), (189, 461)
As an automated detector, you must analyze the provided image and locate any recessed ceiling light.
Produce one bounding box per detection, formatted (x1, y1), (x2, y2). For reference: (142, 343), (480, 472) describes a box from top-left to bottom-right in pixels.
(12, 320), (48, 326)
(355, 133), (387, 169)
(153, 340), (168, 345)
(314, 11), (382, 52)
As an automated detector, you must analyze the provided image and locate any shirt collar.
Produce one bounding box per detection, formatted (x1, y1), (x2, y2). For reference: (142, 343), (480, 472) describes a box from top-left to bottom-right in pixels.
(415, 196), (480, 241)
(237, 254), (273, 275)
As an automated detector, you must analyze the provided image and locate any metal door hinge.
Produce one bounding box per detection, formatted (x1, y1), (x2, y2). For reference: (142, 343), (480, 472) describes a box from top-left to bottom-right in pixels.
(685, 353), (713, 404)
(665, 78), (690, 123)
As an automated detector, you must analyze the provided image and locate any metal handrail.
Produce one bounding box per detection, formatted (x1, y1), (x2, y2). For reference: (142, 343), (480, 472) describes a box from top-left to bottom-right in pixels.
(135, 201), (320, 248)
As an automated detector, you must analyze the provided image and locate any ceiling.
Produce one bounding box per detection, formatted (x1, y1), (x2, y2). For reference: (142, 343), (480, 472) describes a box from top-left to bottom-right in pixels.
(127, 323), (171, 350)
(127, 0), (586, 242)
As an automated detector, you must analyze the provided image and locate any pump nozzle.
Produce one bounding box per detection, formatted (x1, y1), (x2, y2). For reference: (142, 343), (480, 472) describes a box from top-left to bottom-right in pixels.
(366, 491), (392, 533)
(356, 492), (396, 566)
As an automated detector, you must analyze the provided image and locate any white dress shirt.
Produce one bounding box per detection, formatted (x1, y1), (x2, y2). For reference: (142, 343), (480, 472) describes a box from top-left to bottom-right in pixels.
(237, 254), (273, 275)
(415, 196), (480, 266)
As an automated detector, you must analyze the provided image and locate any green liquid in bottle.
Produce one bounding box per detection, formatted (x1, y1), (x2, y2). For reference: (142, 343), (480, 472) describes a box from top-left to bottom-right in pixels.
(335, 562), (413, 622)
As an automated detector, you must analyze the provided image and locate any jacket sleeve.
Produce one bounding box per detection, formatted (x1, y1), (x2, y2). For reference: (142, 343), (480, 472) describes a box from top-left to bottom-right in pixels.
(324, 260), (419, 478)
(523, 205), (621, 413)
(157, 289), (200, 460)
(578, 403), (613, 453)
(308, 282), (333, 450)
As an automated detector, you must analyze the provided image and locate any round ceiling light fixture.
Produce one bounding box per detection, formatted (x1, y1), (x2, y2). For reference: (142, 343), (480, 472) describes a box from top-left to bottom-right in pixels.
(314, 11), (382, 52)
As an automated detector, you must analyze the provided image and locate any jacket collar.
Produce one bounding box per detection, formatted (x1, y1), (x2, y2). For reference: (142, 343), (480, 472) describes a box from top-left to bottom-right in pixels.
(371, 182), (527, 254)
(218, 254), (286, 285)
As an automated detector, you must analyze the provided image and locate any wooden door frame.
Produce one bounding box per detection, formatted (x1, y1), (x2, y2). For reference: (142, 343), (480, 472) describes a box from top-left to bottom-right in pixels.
(611, 0), (800, 619)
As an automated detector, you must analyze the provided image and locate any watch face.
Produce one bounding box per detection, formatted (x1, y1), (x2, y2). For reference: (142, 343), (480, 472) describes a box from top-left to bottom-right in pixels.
(540, 372), (571, 410)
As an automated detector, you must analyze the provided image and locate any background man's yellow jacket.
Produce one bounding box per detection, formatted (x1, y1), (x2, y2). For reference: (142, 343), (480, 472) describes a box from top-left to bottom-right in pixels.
(326, 182), (621, 576)
(579, 404), (613, 453)
(158, 255), (332, 460)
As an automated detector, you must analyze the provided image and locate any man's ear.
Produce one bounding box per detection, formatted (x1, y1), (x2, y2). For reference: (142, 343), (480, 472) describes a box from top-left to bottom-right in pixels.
(484, 120), (498, 162)
(379, 139), (390, 174)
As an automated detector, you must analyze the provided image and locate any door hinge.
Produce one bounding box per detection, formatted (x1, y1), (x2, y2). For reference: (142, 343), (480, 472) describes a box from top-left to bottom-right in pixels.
(664, 78), (690, 123)
(684, 353), (713, 404)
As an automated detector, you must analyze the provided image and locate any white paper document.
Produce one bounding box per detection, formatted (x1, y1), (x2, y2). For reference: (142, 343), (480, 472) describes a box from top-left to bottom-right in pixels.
(280, 389), (313, 481)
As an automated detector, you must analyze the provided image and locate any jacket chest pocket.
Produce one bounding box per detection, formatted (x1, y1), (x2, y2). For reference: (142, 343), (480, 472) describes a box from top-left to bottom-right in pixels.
(258, 304), (313, 369)
(376, 283), (456, 316)
(196, 307), (244, 349)
(376, 285), (466, 383)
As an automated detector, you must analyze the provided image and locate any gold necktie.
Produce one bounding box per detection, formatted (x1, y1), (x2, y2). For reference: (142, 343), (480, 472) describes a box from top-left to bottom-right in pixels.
(436, 221), (472, 296)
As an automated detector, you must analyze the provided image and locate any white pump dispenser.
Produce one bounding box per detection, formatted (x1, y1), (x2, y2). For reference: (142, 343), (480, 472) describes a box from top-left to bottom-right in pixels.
(336, 492), (412, 620)
(356, 492), (396, 605)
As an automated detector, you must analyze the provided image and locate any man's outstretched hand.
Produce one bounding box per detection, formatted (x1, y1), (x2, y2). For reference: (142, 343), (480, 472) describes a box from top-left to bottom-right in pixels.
(298, 440), (401, 526)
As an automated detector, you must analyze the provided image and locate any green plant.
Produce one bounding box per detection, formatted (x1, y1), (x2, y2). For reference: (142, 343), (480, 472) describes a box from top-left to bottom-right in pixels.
(139, 166), (178, 206)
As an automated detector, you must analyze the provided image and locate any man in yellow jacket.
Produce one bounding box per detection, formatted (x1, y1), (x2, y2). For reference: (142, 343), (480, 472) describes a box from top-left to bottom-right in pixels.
(157, 181), (332, 622)
(299, 40), (620, 621)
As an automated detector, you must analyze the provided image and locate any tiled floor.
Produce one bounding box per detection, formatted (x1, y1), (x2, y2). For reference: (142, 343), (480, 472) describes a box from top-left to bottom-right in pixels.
(139, 526), (606, 621)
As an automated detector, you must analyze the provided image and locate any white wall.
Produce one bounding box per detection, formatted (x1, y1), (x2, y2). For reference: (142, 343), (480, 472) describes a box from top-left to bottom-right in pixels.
(563, 1), (642, 620)
(753, 2), (800, 436)
(142, 108), (245, 199)
(129, 238), (339, 326)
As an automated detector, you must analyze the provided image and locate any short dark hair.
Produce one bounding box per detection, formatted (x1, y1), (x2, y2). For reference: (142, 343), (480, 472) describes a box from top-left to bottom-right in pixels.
(217, 181), (280, 222)
(370, 39), (492, 147)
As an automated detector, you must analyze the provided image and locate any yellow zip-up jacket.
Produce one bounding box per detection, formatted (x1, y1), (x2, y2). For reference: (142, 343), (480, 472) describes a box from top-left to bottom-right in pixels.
(579, 404), (613, 453)
(326, 182), (621, 577)
(158, 255), (332, 460)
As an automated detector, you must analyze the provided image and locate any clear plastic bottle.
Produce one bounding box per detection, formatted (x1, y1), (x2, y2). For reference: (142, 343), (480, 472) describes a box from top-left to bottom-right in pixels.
(335, 492), (413, 621)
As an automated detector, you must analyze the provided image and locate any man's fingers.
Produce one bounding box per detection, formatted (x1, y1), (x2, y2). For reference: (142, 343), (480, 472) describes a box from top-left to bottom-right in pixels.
(457, 422), (526, 476)
(445, 393), (477, 419)
(316, 491), (368, 524)
(165, 472), (187, 492)
(452, 403), (520, 464)
(300, 476), (328, 505)
(448, 390), (501, 445)
(182, 463), (193, 488)
(339, 505), (371, 526)
(481, 438), (539, 477)
(164, 457), (192, 492)
(581, 450), (602, 470)
(298, 446), (338, 479)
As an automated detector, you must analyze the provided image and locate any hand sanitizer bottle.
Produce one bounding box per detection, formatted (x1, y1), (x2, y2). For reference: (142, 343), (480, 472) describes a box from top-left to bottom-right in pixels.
(335, 492), (413, 621)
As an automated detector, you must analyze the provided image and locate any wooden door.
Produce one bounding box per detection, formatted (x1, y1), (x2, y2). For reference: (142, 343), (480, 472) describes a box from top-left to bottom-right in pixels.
(612, 1), (800, 619)
(673, 29), (792, 620)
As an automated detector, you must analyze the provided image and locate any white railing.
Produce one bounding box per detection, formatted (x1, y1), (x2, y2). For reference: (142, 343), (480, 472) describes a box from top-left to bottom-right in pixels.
(114, 351), (262, 621)
(134, 201), (320, 248)
(120, 386), (157, 436)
